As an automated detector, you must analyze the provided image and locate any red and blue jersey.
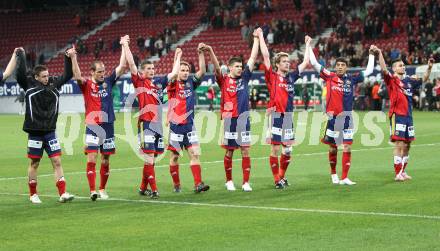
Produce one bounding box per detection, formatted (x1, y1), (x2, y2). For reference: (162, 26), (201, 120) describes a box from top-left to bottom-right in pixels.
(383, 72), (420, 117)
(131, 73), (168, 122)
(167, 75), (201, 126)
(320, 68), (364, 116)
(216, 65), (252, 119)
(80, 70), (118, 125)
(264, 66), (299, 113)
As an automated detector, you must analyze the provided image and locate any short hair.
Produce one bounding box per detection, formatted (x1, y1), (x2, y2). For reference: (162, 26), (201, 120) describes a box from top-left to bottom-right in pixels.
(33, 65), (48, 77)
(90, 60), (104, 71)
(228, 56), (242, 66)
(391, 58), (403, 67)
(274, 52), (289, 65)
(140, 60), (154, 70)
(180, 61), (190, 69)
(335, 57), (348, 66)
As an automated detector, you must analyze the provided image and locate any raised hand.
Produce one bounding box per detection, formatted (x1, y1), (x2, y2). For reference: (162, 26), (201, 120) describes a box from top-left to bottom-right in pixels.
(175, 47), (182, 57)
(428, 58), (435, 67)
(305, 35), (312, 45)
(253, 28), (260, 37)
(65, 47), (77, 58)
(120, 35), (129, 46)
(197, 43), (206, 53)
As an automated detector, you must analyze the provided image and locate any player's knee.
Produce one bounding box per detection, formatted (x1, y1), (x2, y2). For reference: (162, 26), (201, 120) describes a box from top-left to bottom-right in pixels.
(144, 153), (155, 165)
(101, 155), (110, 165)
(271, 145), (280, 156)
(282, 145), (293, 156)
(51, 157), (62, 169)
(329, 146), (337, 154)
(225, 149), (234, 158)
(170, 152), (179, 164)
(87, 152), (98, 163)
(240, 147), (250, 157)
(30, 159), (40, 169)
(343, 144), (351, 152)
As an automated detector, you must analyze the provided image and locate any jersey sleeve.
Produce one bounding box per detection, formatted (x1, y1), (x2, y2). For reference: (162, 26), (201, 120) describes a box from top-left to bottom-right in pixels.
(105, 69), (118, 89)
(383, 71), (393, 86)
(131, 73), (141, 88)
(79, 79), (87, 94)
(263, 64), (273, 89)
(319, 67), (333, 81)
(242, 65), (252, 85)
(215, 72), (225, 89)
(288, 70), (300, 84)
(351, 72), (365, 85)
(192, 75), (202, 89)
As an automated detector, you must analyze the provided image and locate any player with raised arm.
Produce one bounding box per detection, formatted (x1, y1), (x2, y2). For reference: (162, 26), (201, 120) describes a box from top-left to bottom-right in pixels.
(166, 43), (210, 193)
(375, 46), (434, 181)
(16, 47), (77, 203)
(204, 28), (260, 192)
(123, 35), (181, 198)
(0, 48), (20, 82)
(308, 37), (376, 185)
(258, 30), (309, 189)
(72, 36), (127, 201)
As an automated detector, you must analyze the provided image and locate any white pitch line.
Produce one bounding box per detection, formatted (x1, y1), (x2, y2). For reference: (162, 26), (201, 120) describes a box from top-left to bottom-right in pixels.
(0, 142), (439, 182)
(0, 192), (439, 221)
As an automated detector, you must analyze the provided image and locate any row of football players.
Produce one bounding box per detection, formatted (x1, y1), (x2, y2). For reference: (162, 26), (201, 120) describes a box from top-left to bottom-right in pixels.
(1, 27), (433, 203)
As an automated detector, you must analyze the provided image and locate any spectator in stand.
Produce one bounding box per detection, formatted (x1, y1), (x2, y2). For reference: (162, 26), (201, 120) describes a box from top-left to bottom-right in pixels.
(137, 36), (145, 52)
(371, 81), (381, 111)
(378, 81), (389, 112)
(154, 36), (164, 56)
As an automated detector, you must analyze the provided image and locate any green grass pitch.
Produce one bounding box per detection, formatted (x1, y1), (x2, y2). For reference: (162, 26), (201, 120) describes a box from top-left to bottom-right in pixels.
(0, 111), (439, 250)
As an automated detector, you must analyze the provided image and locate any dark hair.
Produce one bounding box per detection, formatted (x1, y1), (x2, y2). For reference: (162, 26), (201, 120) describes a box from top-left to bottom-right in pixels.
(335, 57), (348, 66)
(90, 60), (104, 71)
(33, 65), (48, 77)
(391, 58), (403, 67)
(228, 56), (242, 66)
(140, 60), (154, 70)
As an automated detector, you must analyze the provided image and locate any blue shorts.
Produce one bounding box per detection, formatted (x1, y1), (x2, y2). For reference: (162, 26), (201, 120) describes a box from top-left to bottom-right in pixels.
(390, 113), (415, 142)
(27, 131), (62, 159)
(222, 116), (251, 149)
(139, 120), (164, 154)
(266, 112), (294, 146)
(168, 123), (199, 152)
(85, 123), (116, 155)
(321, 114), (354, 146)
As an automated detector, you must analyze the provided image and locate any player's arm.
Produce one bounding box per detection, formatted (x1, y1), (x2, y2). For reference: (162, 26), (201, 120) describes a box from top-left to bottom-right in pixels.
(54, 47), (74, 89)
(115, 35), (128, 78)
(70, 47), (84, 85)
(376, 46), (389, 75)
(2, 48), (21, 81)
(195, 43), (206, 80)
(205, 44), (221, 78)
(361, 45), (376, 78)
(308, 37), (322, 73)
(123, 35), (138, 75)
(298, 36), (311, 74)
(422, 58), (434, 83)
(167, 48), (182, 81)
(247, 28), (260, 72)
(16, 48), (28, 90)
(258, 28), (271, 69)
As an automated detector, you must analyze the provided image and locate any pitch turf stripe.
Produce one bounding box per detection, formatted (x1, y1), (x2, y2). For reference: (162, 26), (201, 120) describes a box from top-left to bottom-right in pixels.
(0, 142), (439, 182)
(1, 192), (439, 221)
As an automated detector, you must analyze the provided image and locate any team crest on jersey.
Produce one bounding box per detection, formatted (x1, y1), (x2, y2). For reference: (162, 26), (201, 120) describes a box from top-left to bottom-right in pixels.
(229, 79), (234, 84)
(102, 82), (107, 89)
(345, 80), (351, 86)
(279, 76), (284, 81)
(186, 82), (191, 88)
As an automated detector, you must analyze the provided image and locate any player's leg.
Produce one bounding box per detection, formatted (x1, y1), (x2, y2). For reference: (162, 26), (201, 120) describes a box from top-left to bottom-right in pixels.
(188, 145), (209, 193)
(84, 124), (100, 200)
(270, 144), (284, 188)
(279, 144), (292, 186)
(223, 117), (237, 190)
(44, 132), (74, 202)
(98, 154), (111, 199)
(49, 155), (74, 202)
(27, 134), (44, 203)
(169, 150), (181, 192)
(98, 123), (115, 198)
(86, 152), (99, 200)
(393, 140), (405, 181)
(401, 141), (412, 180)
(339, 144), (356, 185)
(328, 145), (339, 184)
(224, 149), (236, 190)
(240, 146), (252, 191)
(28, 158), (41, 203)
